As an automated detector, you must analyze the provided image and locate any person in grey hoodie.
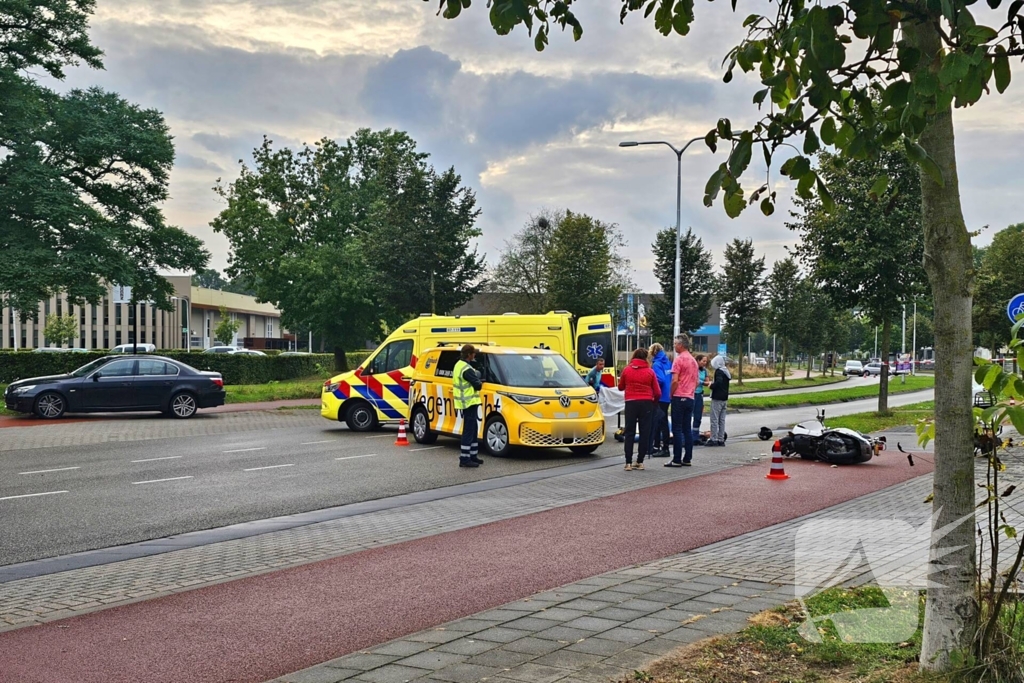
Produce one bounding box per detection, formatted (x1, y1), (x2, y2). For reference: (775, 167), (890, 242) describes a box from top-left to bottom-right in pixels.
(708, 355), (731, 447)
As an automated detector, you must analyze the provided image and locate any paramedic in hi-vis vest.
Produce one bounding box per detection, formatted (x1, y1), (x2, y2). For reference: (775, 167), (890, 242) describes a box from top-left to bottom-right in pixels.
(453, 344), (484, 468)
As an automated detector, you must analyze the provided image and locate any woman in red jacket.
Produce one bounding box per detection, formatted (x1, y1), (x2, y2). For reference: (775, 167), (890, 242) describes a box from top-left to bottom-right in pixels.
(618, 347), (663, 470)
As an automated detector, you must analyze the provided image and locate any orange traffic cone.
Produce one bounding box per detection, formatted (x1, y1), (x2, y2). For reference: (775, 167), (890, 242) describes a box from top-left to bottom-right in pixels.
(395, 419), (409, 446)
(766, 440), (789, 480)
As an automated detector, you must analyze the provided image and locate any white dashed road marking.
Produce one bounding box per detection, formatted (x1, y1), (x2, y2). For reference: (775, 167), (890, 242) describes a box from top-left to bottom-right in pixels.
(131, 456), (182, 463)
(408, 446), (443, 452)
(334, 454), (377, 461)
(363, 434), (393, 439)
(19, 467), (80, 475)
(243, 464), (295, 472)
(0, 490), (68, 501)
(132, 476), (194, 485)
(224, 447), (266, 454)
(300, 441), (332, 445)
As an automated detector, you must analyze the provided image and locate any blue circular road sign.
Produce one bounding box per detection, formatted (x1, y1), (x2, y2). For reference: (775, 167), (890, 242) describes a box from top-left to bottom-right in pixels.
(1008, 292), (1024, 323)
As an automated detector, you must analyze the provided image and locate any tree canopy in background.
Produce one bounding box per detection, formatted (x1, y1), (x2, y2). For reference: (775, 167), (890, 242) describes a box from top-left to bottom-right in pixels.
(717, 238), (764, 383)
(647, 227), (715, 345)
(488, 209), (632, 316)
(974, 223), (1024, 353)
(0, 0), (209, 319)
(788, 147), (927, 411)
(212, 130), (485, 360)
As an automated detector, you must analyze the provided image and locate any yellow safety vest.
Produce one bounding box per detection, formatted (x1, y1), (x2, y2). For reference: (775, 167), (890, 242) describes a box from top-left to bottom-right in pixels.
(452, 360), (481, 411)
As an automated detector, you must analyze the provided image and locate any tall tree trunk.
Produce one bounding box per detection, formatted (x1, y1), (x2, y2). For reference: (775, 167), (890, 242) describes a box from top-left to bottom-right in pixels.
(906, 11), (978, 671)
(333, 346), (348, 372)
(879, 318), (892, 414)
(806, 352), (812, 379)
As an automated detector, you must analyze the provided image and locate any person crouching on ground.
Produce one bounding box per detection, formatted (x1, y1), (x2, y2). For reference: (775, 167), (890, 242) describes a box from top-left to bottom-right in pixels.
(453, 344), (484, 467)
(618, 347), (661, 471)
(647, 343), (672, 458)
(708, 354), (731, 447)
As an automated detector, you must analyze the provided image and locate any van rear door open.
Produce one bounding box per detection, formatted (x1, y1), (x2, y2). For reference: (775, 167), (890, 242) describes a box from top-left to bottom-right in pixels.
(575, 315), (614, 383)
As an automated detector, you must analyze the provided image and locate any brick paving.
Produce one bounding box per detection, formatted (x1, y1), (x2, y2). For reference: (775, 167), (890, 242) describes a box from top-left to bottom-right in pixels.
(0, 442), (766, 630)
(271, 440), (1024, 683)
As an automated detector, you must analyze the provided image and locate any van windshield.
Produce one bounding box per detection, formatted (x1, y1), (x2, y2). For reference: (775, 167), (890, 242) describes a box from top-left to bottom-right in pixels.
(489, 353), (587, 389)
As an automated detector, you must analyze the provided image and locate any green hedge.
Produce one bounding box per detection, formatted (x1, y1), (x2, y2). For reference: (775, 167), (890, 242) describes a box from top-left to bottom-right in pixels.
(0, 351), (337, 385)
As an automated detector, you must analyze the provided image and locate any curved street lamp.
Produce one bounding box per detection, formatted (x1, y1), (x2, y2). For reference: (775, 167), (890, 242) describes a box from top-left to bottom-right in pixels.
(619, 138), (704, 340)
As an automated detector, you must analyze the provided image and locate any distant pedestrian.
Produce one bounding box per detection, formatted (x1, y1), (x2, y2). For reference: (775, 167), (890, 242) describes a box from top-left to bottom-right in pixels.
(618, 348), (661, 471)
(453, 344), (484, 467)
(585, 357), (606, 393)
(666, 335), (699, 467)
(647, 343), (672, 457)
(708, 355), (732, 447)
(692, 354), (710, 443)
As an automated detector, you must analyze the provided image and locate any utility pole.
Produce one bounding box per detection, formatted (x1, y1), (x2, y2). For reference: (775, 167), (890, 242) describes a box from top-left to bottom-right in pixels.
(309, 331), (313, 353)
(874, 326), (878, 359)
(912, 301), (917, 376)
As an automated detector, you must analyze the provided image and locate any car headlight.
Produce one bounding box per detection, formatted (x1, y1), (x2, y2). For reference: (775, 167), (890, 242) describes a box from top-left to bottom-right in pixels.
(498, 392), (543, 405)
(323, 382), (340, 394)
(12, 385), (36, 395)
(582, 392), (599, 403)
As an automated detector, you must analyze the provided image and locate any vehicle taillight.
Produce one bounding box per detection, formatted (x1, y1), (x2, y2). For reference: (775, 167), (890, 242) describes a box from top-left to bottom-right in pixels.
(212, 378), (224, 387)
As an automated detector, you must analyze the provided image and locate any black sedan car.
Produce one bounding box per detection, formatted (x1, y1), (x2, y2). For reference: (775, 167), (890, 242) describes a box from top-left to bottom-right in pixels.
(3, 356), (226, 419)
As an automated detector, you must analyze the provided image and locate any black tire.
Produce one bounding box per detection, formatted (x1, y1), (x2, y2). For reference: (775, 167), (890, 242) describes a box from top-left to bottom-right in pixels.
(344, 400), (378, 432)
(168, 391), (198, 419)
(410, 406), (438, 444)
(34, 392), (66, 419)
(569, 445), (599, 455)
(483, 415), (513, 457)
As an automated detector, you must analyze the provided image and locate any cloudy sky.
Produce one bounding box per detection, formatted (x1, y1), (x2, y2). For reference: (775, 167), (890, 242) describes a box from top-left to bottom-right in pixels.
(62, 0), (1023, 291)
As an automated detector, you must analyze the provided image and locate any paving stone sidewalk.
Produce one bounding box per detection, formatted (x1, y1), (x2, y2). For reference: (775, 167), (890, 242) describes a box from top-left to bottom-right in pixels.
(0, 443), (766, 631)
(272, 440), (1024, 683)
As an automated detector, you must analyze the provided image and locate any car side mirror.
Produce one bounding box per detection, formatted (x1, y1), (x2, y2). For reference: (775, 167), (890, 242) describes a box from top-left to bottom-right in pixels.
(92, 373), (102, 381)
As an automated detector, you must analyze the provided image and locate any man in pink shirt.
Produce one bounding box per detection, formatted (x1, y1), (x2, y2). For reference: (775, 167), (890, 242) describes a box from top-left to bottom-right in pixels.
(666, 334), (699, 467)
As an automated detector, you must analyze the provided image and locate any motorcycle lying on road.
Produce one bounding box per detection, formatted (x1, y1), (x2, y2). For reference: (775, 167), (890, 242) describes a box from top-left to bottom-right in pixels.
(776, 409), (885, 465)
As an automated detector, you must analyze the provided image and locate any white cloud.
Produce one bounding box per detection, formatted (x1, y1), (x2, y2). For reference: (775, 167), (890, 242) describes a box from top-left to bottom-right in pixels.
(58, 0), (1024, 290)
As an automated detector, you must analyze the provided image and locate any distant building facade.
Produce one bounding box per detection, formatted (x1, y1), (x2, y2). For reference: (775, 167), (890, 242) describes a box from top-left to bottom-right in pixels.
(2, 275), (286, 351)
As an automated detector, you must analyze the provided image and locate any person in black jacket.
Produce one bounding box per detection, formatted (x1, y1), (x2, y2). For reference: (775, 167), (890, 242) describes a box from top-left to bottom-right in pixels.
(708, 355), (731, 447)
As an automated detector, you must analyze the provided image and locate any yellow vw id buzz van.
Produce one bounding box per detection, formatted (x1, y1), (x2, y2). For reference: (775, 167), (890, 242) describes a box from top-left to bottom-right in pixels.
(408, 345), (605, 456)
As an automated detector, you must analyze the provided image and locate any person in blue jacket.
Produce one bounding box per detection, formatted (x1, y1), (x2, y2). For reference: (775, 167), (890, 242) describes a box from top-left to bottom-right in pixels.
(647, 343), (673, 457)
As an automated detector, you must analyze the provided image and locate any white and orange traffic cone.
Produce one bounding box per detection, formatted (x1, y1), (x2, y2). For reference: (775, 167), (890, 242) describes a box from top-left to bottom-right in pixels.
(395, 419), (409, 446)
(766, 440), (789, 480)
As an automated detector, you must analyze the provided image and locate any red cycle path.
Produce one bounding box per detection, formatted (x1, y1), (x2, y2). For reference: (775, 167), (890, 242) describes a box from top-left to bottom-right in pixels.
(0, 454), (931, 683)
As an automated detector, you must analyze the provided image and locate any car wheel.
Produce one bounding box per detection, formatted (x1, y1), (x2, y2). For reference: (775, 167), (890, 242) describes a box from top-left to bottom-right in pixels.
(410, 407), (438, 444)
(344, 400), (378, 432)
(569, 445), (599, 455)
(169, 392), (198, 419)
(484, 415), (513, 457)
(34, 392), (66, 419)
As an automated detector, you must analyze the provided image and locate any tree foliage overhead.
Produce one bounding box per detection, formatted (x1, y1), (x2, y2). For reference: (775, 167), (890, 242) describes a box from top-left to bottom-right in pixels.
(647, 227), (715, 344)
(0, 1), (209, 319)
(212, 130), (485, 352)
(488, 209), (632, 315)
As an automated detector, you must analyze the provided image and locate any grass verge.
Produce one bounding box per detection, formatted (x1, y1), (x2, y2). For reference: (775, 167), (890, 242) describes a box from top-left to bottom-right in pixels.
(629, 587), (945, 683)
(825, 401), (934, 434)
(224, 378), (323, 404)
(730, 375), (933, 410)
(731, 375), (848, 394)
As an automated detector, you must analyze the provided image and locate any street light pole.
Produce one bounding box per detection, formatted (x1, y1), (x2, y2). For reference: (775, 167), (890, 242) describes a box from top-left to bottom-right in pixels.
(619, 137), (703, 341)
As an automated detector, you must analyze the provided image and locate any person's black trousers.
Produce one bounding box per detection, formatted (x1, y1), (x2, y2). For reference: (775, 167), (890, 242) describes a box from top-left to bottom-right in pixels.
(460, 407), (479, 462)
(623, 400), (654, 465)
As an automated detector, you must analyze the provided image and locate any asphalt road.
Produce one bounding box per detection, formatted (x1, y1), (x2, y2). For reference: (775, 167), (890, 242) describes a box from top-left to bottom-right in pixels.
(0, 417), (623, 566)
(1, 388), (933, 567)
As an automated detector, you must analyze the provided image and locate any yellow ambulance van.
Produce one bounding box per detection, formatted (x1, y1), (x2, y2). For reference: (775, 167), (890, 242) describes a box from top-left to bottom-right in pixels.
(408, 345), (605, 456)
(321, 311), (613, 431)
